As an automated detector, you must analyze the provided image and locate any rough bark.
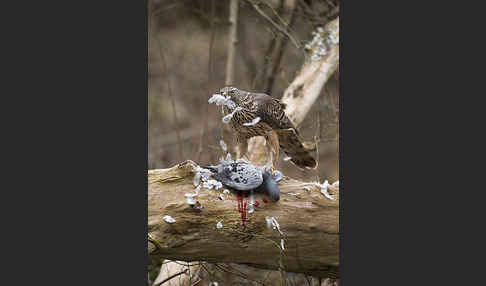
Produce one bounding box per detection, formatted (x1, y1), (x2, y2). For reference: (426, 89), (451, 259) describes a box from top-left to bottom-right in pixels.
(281, 17), (339, 126)
(148, 160), (339, 279)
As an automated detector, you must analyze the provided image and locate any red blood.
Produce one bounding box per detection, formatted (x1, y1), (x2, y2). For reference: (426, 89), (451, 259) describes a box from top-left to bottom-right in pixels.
(242, 201), (247, 227)
(254, 201), (260, 207)
(262, 199), (268, 203)
(236, 192), (246, 228)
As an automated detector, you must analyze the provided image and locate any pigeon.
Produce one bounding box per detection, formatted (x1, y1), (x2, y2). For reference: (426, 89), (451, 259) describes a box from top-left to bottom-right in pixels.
(203, 160), (280, 201)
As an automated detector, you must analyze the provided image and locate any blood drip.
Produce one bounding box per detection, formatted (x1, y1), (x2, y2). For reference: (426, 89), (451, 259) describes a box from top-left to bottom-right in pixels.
(254, 201), (260, 207)
(262, 198), (268, 203)
(236, 192), (246, 228)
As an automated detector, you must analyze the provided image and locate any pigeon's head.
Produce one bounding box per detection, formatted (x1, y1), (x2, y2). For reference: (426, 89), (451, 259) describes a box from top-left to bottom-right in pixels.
(260, 170), (280, 201)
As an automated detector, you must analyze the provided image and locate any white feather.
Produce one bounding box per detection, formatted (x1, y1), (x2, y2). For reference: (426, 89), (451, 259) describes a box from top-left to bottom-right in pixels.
(243, 117), (261, 126)
(163, 215), (176, 223)
(219, 140), (227, 152)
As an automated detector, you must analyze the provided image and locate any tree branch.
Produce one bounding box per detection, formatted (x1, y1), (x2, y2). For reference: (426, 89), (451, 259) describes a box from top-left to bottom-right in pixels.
(148, 160), (339, 279)
(281, 17), (339, 126)
(249, 0), (301, 50)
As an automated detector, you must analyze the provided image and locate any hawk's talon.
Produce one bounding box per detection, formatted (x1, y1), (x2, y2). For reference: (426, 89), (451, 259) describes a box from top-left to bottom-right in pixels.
(270, 165), (276, 174)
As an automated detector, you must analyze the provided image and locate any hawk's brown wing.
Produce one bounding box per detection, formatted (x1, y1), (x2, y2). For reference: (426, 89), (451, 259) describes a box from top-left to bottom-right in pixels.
(251, 93), (294, 130)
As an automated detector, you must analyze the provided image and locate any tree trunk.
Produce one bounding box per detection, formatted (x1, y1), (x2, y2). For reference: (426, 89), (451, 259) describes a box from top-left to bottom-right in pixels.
(148, 160), (339, 279)
(225, 0), (239, 86)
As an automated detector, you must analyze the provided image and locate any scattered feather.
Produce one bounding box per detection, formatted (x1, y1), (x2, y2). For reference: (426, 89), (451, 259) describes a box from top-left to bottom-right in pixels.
(163, 215), (176, 223)
(319, 180), (334, 200)
(193, 172), (201, 186)
(219, 140), (227, 152)
(186, 197), (196, 205)
(222, 114), (233, 124)
(265, 216), (273, 229)
(208, 93), (226, 104)
(281, 239), (285, 250)
(216, 221), (223, 229)
(201, 171), (211, 181)
(243, 117), (261, 126)
(222, 107), (242, 124)
(223, 189), (230, 194)
(265, 216), (283, 235)
(203, 179), (223, 190)
(332, 180), (339, 187)
(185, 193), (198, 198)
(302, 180), (335, 200)
(208, 94), (236, 109)
(304, 24), (338, 61)
(219, 194), (225, 200)
(313, 180), (334, 200)
(236, 158), (249, 164)
(283, 157), (292, 161)
(271, 217), (282, 235)
(194, 185), (201, 194)
(193, 166), (212, 184)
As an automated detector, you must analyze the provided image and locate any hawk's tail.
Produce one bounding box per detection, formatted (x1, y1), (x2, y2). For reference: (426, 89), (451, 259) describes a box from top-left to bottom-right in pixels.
(276, 128), (318, 170)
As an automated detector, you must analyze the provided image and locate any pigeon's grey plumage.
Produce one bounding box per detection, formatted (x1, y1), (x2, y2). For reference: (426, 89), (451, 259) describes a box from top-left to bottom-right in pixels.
(203, 160), (281, 201)
(205, 162), (263, 191)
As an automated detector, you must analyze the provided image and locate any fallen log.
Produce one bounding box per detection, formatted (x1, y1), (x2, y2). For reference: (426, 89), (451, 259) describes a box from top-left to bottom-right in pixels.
(148, 160), (339, 278)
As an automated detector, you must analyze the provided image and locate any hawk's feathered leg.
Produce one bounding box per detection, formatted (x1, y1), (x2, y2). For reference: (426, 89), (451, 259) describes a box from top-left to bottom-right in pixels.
(265, 131), (280, 172)
(236, 135), (249, 160)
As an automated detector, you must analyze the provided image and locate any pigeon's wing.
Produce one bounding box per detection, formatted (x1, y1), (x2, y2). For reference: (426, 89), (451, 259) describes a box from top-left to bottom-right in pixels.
(213, 163), (263, 191)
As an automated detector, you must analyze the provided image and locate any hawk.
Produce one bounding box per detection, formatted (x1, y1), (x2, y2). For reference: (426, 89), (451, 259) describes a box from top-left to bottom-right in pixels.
(216, 86), (317, 170)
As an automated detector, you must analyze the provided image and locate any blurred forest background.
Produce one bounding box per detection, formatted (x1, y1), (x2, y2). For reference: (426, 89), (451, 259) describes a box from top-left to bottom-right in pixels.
(148, 0), (339, 184)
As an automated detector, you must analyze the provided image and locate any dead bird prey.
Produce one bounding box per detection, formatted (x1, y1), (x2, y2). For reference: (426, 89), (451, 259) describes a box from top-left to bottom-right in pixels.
(203, 160), (281, 201)
(212, 86), (317, 170)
